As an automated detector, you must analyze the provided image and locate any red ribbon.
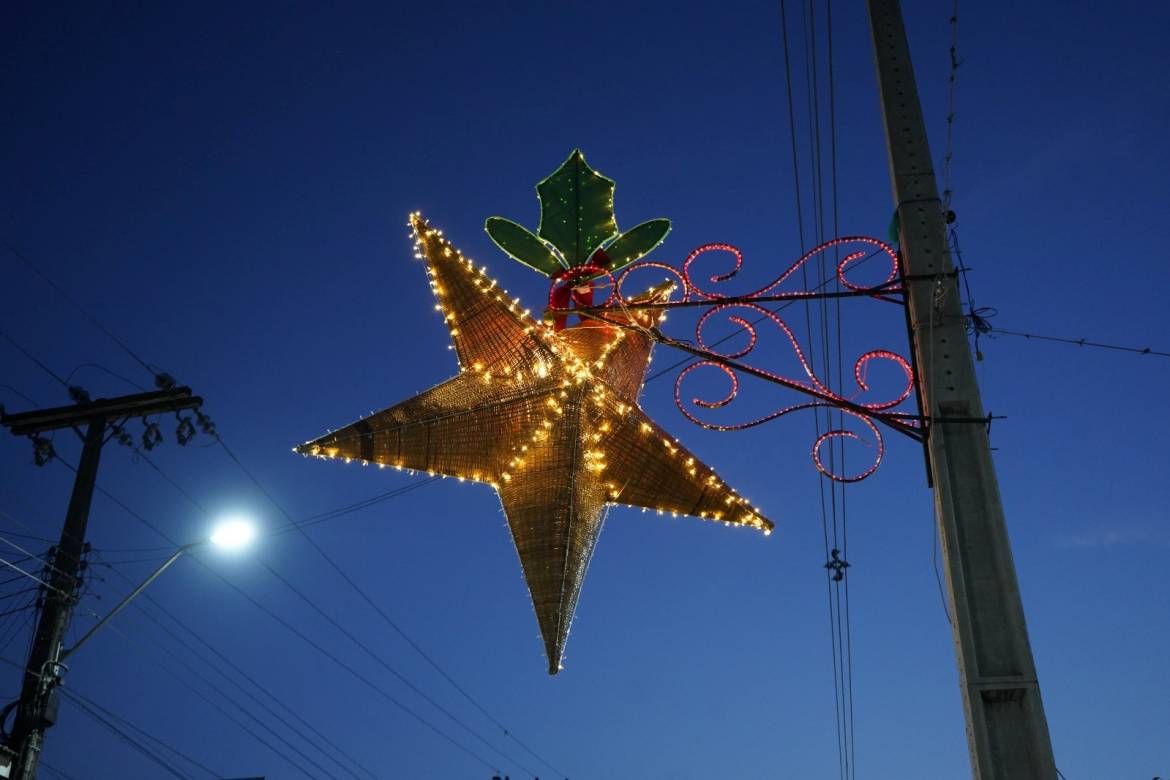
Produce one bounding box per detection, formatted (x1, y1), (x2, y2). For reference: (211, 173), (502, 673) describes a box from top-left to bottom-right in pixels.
(547, 260), (609, 331)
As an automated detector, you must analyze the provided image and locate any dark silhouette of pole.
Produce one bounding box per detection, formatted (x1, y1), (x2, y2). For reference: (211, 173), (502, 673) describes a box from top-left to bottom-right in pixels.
(7, 416), (105, 779)
(1, 387), (201, 779)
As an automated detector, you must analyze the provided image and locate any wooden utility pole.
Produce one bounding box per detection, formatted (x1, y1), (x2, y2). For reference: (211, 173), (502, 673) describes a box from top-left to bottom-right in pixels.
(864, 2), (1058, 777)
(0, 387), (202, 780)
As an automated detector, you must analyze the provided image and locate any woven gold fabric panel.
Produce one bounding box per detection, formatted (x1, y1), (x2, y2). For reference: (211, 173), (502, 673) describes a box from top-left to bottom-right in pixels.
(296, 213), (772, 673)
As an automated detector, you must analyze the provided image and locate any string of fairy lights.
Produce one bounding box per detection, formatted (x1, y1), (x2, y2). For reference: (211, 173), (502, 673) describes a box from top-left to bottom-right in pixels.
(300, 215), (771, 534)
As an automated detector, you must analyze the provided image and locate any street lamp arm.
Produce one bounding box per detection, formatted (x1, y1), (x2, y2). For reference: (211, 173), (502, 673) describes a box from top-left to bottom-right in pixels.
(60, 545), (192, 661)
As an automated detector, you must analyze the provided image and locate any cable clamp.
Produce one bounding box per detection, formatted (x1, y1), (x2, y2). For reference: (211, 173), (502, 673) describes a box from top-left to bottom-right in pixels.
(824, 548), (850, 582)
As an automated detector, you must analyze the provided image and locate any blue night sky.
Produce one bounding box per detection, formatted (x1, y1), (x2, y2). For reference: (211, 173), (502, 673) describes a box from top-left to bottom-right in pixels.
(2, 2), (1167, 778)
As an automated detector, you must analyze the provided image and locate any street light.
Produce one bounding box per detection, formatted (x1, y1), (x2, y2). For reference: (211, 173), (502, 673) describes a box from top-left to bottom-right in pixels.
(209, 516), (256, 549)
(60, 517), (257, 661)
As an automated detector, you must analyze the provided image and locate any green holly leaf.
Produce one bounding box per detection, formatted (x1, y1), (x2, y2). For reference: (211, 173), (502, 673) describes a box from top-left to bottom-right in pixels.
(596, 218), (672, 272)
(485, 217), (565, 276)
(536, 149), (618, 267)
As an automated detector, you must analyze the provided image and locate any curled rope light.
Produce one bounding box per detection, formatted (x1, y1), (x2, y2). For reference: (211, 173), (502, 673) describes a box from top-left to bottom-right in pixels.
(557, 236), (918, 482)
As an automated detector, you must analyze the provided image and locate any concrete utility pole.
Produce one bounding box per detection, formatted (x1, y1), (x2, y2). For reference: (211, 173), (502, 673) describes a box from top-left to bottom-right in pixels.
(0, 387), (202, 780)
(864, 2), (1058, 777)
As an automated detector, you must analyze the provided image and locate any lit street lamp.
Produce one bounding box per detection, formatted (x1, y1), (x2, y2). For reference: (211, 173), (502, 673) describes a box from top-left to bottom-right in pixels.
(60, 516), (257, 661)
(0, 518), (259, 780)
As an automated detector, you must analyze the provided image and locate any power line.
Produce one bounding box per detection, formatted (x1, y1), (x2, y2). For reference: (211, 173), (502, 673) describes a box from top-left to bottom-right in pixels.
(63, 470), (503, 774)
(779, 0), (808, 256)
(98, 616), (347, 780)
(62, 478), (438, 554)
(34, 758), (80, 780)
(192, 552), (500, 773)
(119, 447), (536, 774)
(100, 569), (381, 780)
(259, 560), (537, 777)
(0, 555), (67, 598)
(985, 327), (1170, 359)
(0, 528), (54, 546)
(0, 384), (41, 409)
(0, 603), (37, 621)
(55, 456), (181, 549)
(268, 478), (438, 536)
(0, 530), (73, 581)
(781, 3), (842, 778)
(131, 441), (438, 539)
(90, 552), (177, 566)
(0, 506), (61, 549)
(100, 571), (376, 780)
(776, 2), (858, 777)
(64, 362), (148, 392)
(0, 330), (70, 390)
(2, 241), (163, 378)
(931, 510), (952, 626)
(81, 618), (341, 780)
(52, 685), (193, 779)
(215, 436), (567, 778)
(824, 1), (858, 775)
(59, 686), (223, 779)
(948, 228), (1169, 360)
(0, 588), (38, 602)
(806, 0), (854, 777)
(77, 478), (439, 556)
(0, 594), (38, 654)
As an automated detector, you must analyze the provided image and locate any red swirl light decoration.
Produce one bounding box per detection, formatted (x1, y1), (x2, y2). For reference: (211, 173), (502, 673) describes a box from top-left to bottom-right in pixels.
(613, 236), (916, 483)
(678, 236), (902, 301)
(813, 410), (885, 483)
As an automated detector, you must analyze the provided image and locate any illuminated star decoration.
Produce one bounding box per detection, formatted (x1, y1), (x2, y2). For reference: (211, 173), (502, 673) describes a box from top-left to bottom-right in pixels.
(295, 214), (773, 674)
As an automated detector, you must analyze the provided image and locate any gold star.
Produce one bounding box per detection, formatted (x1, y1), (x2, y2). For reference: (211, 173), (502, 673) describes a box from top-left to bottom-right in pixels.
(296, 213), (773, 674)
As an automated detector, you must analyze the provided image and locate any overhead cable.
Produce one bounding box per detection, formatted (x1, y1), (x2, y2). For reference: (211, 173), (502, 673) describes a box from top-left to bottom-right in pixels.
(91, 623), (340, 780)
(59, 469), (503, 775)
(986, 327), (1170, 359)
(56, 687), (192, 779)
(2, 242), (162, 378)
(100, 619), (347, 780)
(59, 686), (223, 779)
(215, 435), (566, 778)
(0, 555), (67, 598)
(0, 330), (70, 390)
(118, 447), (529, 774)
(259, 560), (537, 777)
(109, 579), (374, 780)
(98, 568), (380, 780)
(193, 554), (500, 773)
